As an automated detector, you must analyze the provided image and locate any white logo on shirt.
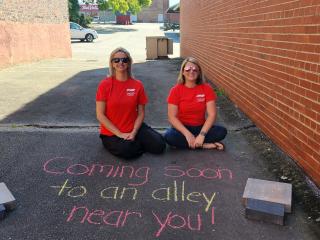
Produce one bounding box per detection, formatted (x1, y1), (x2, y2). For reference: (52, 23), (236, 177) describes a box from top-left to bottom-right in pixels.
(196, 94), (205, 102)
(127, 88), (136, 96)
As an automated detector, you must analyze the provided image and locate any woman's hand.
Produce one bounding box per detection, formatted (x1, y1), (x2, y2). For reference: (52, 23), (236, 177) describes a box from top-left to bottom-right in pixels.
(118, 129), (138, 140)
(126, 130), (138, 141)
(184, 132), (196, 149)
(194, 134), (205, 148)
(118, 133), (131, 140)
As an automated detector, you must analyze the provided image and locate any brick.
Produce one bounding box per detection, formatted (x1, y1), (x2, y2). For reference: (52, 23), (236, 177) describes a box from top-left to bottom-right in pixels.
(0, 204), (5, 220)
(181, 1), (320, 186)
(245, 199), (284, 225)
(242, 178), (292, 213)
(0, 183), (16, 210)
(0, 0), (68, 23)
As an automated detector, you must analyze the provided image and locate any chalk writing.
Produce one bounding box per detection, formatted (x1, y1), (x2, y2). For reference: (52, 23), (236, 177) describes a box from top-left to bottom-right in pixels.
(43, 157), (234, 238)
(151, 181), (216, 212)
(152, 210), (203, 237)
(50, 179), (87, 198)
(66, 205), (142, 227)
(43, 157), (150, 186)
(100, 186), (138, 200)
(211, 207), (215, 225)
(164, 165), (233, 180)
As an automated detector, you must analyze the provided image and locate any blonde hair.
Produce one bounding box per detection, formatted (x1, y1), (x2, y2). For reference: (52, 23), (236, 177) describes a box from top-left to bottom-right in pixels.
(177, 57), (205, 85)
(108, 47), (133, 77)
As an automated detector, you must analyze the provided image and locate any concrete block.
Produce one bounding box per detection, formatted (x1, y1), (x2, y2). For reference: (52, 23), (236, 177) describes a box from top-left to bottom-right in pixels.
(242, 178), (292, 213)
(0, 204), (6, 220)
(0, 182), (16, 210)
(245, 198), (284, 225)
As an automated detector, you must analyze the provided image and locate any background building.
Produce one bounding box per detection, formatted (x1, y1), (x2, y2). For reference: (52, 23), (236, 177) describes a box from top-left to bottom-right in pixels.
(165, 2), (179, 24)
(0, 0), (71, 68)
(137, 0), (169, 23)
(79, 3), (99, 17)
(180, 0), (320, 186)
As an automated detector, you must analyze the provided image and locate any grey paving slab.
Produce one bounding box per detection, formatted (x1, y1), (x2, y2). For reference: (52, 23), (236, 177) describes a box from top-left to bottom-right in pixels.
(0, 204), (5, 220)
(0, 131), (317, 240)
(0, 182), (16, 210)
(243, 178), (292, 213)
(245, 199), (284, 225)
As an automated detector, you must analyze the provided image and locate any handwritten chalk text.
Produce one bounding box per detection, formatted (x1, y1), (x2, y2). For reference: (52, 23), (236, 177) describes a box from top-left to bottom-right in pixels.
(66, 205), (142, 227)
(164, 166), (233, 180)
(43, 157), (150, 186)
(152, 210), (206, 237)
(152, 181), (216, 212)
(100, 186), (138, 200)
(50, 179), (87, 198)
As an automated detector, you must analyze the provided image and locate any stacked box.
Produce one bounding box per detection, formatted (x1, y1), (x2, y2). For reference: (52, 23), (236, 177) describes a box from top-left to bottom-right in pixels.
(242, 178), (292, 225)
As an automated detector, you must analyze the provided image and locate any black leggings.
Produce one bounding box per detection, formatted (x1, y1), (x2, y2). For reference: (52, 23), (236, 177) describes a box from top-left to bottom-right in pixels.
(100, 123), (166, 159)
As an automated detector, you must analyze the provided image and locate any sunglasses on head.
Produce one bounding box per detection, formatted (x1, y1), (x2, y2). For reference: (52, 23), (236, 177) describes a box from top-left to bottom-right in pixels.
(184, 66), (198, 72)
(112, 57), (129, 63)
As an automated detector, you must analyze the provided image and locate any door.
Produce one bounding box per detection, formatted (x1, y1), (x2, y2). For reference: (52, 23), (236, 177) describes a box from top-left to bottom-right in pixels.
(157, 14), (163, 23)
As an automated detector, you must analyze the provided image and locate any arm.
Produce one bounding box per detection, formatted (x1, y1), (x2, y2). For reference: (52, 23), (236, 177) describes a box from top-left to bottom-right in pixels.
(96, 101), (129, 139)
(194, 100), (216, 147)
(168, 104), (196, 148)
(127, 104), (145, 140)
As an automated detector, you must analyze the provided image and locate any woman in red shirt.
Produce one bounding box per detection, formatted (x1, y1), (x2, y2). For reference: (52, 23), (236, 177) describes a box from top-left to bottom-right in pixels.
(96, 47), (166, 159)
(164, 57), (227, 150)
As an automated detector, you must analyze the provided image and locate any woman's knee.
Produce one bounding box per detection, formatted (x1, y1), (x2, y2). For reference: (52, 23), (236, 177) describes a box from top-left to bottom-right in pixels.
(149, 137), (166, 154)
(164, 129), (188, 148)
(218, 126), (227, 140)
(164, 129), (176, 145)
(207, 125), (227, 142)
(144, 131), (166, 154)
(102, 139), (143, 159)
(120, 141), (144, 159)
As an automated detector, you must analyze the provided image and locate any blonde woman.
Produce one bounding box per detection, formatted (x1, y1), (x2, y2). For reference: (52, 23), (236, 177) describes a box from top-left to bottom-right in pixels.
(164, 57), (227, 150)
(96, 47), (166, 159)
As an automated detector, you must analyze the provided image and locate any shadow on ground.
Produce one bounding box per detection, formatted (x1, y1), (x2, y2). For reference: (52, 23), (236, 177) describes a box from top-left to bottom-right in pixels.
(0, 68), (107, 125)
(71, 40), (97, 44)
(92, 25), (138, 35)
(0, 59), (181, 127)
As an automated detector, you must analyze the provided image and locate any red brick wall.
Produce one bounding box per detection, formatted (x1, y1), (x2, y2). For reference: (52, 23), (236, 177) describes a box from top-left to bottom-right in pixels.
(0, 0), (71, 68)
(165, 13), (180, 24)
(180, 0), (320, 186)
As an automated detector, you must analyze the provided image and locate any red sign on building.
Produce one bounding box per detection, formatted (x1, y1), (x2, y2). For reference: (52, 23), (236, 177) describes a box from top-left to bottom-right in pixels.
(80, 4), (99, 12)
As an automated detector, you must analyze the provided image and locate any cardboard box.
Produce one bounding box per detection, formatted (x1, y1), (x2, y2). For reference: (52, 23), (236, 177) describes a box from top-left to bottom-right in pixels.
(146, 36), (173, 59)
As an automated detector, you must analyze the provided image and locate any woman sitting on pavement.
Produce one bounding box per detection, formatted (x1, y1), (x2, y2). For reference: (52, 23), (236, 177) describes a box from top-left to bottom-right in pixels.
(164, 57), (227, 150)
(96, 47), (166, 159)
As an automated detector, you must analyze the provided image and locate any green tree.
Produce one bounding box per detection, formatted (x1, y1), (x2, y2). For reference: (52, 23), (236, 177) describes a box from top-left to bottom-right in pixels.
(84, 0), (153, 14)
(68, 0), (80, 22)
(97, 0), (109, 11)
(112, 0), (152, 14)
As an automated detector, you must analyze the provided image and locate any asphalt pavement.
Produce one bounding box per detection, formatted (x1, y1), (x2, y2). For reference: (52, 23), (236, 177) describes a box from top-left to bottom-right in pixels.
(0, 23), (319, 240)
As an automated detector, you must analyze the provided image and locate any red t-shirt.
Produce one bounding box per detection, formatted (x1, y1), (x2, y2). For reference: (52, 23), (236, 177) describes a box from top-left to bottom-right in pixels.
(96, 77), (148, 136)
(167, 83), (217, 126)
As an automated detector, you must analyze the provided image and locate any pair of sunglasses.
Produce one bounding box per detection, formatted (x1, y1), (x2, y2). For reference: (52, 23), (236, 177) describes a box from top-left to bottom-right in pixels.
(184, 66), (198, 72)
(112, 57), (129, 63)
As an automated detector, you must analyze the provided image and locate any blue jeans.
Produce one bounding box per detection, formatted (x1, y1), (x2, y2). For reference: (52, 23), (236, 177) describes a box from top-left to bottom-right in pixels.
(164, 125), (227, 149)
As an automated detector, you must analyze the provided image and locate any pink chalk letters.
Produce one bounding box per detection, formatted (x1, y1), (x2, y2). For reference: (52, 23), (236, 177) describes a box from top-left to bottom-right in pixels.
(43, 157), (232, 237)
